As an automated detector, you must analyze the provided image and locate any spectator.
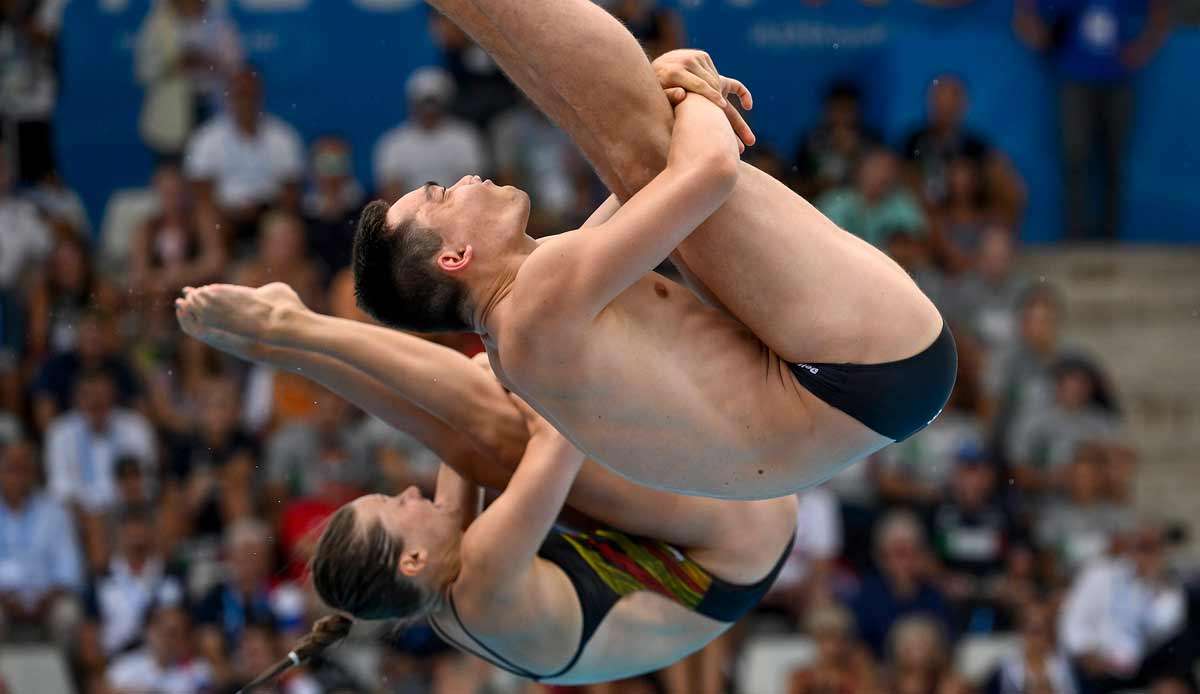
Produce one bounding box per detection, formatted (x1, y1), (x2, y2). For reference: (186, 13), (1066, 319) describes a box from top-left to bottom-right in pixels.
(373, 66), (488, 204)
(302, 135), (364, 274)
(987, 285), (1069, 461)
(793, 81), (881, 198)
(106, 602), (214, 694)
(80, 504), (186, 671)
(228, 619), (322, 694)
(44, 369), (157, 513)
(429, 10), (519, 130)
(987, 601), (1079, 694)
(902, 75), (1025, 223)
(1009, 356), (1121, 493)
(231, 211), (324, 306)
(1059, 521), (1192, 693)
(162, 376), (259, 545)
(0, 0), (62, 184)
(851, 511), (953, 657)
(184, 67), (304, 246)
(491, 97), (590, 234)
(876, 347), (988, 513)
(1014, 0), (1170, 240)
(1036, 445), (1135, 579)
(194, 519), (305, 671)
(0, 439), (83, 644)
(931, 448), (1024, 633)
(0, 140), (52, 295)
(884, 615), (950, 694)
(946, 227), (1029, 357)
(136, 0), (243, 156)
(27, 168), (91, 238)
(883, 227), (951, 312)
(265, 389), (374, 508)
(928, 156), (1008, 275)
(607, 0), (684, 58)
(789, 603), (881, 694)
(818, 148), (926, 250)
(24, 234), (100, 360)
(130, 163), (227, 308)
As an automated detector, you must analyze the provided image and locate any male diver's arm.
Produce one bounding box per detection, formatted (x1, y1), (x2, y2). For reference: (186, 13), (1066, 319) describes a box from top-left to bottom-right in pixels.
(459, 395), (584, 586)
(522, 94), (739, 320)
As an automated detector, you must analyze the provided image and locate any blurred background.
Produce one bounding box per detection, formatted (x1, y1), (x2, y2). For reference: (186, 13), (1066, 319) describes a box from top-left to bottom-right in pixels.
(0, 0), (1198, 693)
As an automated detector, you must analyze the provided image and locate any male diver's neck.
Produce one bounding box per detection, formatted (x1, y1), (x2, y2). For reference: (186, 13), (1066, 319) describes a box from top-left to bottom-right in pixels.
(472, 243), (534, 335)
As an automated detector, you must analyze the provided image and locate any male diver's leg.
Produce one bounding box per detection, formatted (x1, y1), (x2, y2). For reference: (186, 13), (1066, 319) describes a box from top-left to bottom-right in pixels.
(429, 0), (941, 364)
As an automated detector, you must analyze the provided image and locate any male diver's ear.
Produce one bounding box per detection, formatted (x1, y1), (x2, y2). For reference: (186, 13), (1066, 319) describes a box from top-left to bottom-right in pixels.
(437, 245), (474, 274)
(398, 548), (428, 577)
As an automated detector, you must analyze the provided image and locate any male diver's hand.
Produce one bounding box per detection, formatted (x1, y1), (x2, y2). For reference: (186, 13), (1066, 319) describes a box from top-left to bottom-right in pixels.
(181, 282), (309, 346)
(653, 49), (754, 149)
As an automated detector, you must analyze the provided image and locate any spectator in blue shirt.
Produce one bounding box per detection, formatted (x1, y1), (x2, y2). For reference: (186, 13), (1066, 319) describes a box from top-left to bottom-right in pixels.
(1015, 0), (1171, 240)
(0, 439), (84, 645)
(851, 510), (953, 657)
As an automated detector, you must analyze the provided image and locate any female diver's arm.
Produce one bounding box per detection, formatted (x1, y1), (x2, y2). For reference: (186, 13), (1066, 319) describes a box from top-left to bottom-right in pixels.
(433, 463), (483, 531)
(458, 395), (585, 587)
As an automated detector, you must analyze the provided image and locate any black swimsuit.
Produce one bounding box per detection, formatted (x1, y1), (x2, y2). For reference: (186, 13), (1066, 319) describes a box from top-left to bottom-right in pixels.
(788, 322), (958, 442)
(429, 527), (793, 682)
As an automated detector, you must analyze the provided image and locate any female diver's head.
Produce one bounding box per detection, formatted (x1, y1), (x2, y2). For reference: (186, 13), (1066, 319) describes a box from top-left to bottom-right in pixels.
(311, 487), (464, 622)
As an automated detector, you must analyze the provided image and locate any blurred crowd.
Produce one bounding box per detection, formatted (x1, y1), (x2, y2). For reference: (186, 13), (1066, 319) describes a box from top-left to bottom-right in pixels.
(0, 0), (1195, 693)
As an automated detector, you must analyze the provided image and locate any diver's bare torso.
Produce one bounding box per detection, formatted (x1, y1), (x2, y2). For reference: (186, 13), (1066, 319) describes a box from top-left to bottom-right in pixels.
(487, 253), (894, 500)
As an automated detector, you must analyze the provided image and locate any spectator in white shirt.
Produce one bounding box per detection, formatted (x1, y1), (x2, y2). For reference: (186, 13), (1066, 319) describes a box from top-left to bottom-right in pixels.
(107, 601), (214, 694)
(1059, 522), (1191, 694)
(373, 66), (488, 203)
(0, 142), (52, 293)
(80, 504), (185, 671)
(184, 67), (304, 246)
(44, 370), (157, 513)
(987, 601), (1078, 694)
(0, 439), (83, 645)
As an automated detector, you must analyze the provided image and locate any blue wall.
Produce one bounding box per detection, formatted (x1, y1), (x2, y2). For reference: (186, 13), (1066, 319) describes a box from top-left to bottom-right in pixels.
(57, 0), (1199, 243)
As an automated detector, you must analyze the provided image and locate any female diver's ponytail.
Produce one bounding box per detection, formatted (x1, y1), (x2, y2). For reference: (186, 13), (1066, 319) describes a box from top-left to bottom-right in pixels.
(237, 615), (353, 693)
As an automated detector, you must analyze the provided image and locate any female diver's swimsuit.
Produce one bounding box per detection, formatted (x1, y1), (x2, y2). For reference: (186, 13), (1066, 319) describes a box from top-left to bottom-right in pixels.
(429, 526), (793, 682)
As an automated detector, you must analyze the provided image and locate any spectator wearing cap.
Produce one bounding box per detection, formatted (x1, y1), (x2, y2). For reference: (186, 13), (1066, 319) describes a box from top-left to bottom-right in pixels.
(1009, 355), (1122, 494)
(373, 66), (489, 204)
(0, 439), (83, 645)
(106, 601), (214, 694)
(818, 148), (927, 252)
(1060, 521), (1193, 693)
(44, 369), (157, 514)
(931, 446), (1025, 633)
(184, 66), (304, 247)
(302, 135), (365, 275)
(1035, 444), (1135, 577)
(792, 80), (882, 199)
(851, 511), (953, 657)
(79, 504), (186, 673)
(901, 75), (1025, 224)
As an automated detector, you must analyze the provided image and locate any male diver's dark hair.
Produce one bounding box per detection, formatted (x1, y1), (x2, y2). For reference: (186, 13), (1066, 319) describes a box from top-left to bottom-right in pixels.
(352, 199), (471, 333)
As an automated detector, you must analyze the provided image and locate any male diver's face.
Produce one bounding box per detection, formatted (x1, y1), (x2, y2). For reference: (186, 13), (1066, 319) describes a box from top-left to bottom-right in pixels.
(387, 175), (531, 261)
